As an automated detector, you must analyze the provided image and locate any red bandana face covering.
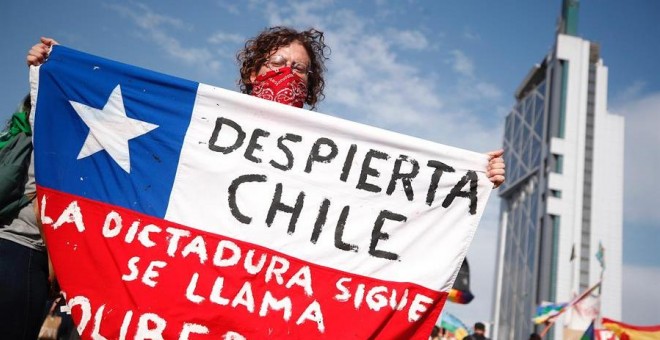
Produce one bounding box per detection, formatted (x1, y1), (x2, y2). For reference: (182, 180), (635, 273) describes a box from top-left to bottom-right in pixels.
(251, 67), (308, 108)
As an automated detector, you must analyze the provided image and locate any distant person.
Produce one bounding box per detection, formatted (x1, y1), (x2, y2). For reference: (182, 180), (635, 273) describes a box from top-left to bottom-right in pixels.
(462, 322), (489, 340)
(430, 325), (441, 340)
(436, 326), (453, 340)
(0, 95), (49, 339)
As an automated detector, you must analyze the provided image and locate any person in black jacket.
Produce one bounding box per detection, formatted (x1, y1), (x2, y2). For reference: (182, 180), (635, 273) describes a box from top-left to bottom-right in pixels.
(463, 322), (489, 340)
(0, 95), (50, 339)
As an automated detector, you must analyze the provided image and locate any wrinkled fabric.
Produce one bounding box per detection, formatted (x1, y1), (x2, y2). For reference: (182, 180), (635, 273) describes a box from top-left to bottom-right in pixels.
(251, 67), (307, 108)
(30, 45), (495, 339)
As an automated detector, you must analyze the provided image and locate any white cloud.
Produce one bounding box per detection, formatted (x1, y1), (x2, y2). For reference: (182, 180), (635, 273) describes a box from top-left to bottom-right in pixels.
(611, 80), (647, 107)
(612, 92), (660, 223)
(463, 30), (481, 41)
(130, 3), (187, 30)
(475, 82), (503, 100)
(326, 31), (444, 126)
(207, 32), (244, 45)
(107, 3), (221, 72)
(443, 51), (503, 109)
(387, 29), (429, 50)
(258, 0), (332, 28)
(622, 264), (660, 325)
(444, 50), (503, 102)
(214, 1), (241, 15)
(207, 32), (246, 62)
(449, 50), (475, 77)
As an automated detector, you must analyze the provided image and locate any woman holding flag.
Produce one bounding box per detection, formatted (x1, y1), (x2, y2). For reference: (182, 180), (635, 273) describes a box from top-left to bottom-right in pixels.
(27, 29), (506, 188)
(23, 28), (506, 338)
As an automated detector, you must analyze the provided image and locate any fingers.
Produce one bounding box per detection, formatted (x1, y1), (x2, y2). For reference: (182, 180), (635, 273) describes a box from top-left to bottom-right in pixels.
(488, 166), (505, 188)
(486, 148), (504, 159)
(488, 159), (505, 170)
(488, 174), (505, 189)
(26, 37), (59, 66)
(26, 43), (48, 66)
(486, 149), (506, 188)
(41, 37), (59, 46)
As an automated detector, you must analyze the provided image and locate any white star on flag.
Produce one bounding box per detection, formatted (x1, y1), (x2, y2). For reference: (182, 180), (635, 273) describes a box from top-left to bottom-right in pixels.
(69, 85), (158, 173)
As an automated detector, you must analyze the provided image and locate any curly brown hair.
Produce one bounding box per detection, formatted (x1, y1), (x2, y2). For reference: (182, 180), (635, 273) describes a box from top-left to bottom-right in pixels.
(237, 26), (330, 110)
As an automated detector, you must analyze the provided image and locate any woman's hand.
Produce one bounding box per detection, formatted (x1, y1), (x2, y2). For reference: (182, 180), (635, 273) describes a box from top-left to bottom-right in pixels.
(486, 149), (506, 188)
(26, 37), (59, 66)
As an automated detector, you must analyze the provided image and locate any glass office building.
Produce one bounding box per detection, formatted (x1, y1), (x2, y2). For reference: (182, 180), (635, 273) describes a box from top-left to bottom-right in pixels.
(492, 1), (623, 339)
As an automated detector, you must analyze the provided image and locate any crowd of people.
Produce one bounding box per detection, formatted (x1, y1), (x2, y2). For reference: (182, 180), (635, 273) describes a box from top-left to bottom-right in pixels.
(430, 321), (542, 340)
(430, 322), (489, 340)
(3, 26), (505, 339)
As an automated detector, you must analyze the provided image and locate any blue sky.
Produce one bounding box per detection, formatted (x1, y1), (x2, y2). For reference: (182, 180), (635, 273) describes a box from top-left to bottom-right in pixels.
(2, 0), (659, 327)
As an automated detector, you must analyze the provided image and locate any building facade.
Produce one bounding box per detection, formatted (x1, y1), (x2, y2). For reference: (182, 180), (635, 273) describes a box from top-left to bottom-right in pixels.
(491, 1), (623, 339)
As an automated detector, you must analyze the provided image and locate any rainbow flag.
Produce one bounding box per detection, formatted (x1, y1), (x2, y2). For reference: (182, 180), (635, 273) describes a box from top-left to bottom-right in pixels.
(602, 318), (660, 340)
(447, 259), (474, 304)
(533, 301), (568, 324)
(447, 288), (474, 304)
(439, 312), (469, 339)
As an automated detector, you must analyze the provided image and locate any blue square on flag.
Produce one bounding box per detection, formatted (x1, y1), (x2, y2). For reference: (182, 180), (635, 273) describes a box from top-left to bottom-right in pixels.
(33, 46), (198, 218)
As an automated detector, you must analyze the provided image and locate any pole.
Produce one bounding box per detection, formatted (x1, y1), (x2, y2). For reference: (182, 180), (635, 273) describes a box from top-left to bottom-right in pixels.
(539, 318), (556, 338)
(596, 259), (604, 328)
(595, 241), (605, 329)
(538, 281), (602, 339)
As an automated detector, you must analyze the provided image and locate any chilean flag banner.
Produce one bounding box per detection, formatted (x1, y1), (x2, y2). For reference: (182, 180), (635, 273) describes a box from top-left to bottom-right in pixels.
(30, 45), (492, 339)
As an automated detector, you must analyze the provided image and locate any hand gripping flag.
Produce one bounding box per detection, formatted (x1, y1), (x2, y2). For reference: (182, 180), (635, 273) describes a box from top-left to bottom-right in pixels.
(30, 46), (493, 339)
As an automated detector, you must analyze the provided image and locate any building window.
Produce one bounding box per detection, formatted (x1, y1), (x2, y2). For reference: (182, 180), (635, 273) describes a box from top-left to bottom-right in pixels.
(549, 214), (561, 301)
(550, 189), (562, 198)
(552, 154), (564, 174)
(558, 60), (569, 139)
